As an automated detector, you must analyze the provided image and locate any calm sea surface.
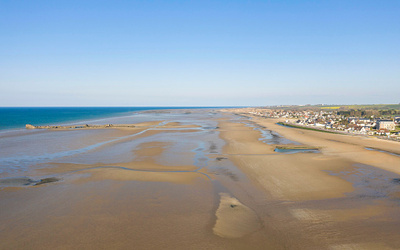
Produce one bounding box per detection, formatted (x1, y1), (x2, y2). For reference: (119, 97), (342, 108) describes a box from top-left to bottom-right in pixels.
(0, 107), (210, 131)
(0, 107), (227, 175)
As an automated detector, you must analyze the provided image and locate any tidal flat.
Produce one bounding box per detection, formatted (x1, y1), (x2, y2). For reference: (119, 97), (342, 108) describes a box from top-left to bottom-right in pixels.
(1, 109), (400, 249)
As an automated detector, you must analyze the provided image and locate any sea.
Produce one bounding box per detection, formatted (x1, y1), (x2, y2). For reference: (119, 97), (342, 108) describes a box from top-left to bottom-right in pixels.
(0, 107), (213, 131)
(0, 106), (227, 175)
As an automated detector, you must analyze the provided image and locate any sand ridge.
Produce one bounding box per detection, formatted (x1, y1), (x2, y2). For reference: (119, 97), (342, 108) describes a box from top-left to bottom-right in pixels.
(213, 192), (262, 238)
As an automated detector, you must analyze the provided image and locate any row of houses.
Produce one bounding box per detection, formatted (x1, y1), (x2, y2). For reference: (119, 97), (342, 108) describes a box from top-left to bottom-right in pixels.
(246, 108), (400, 138)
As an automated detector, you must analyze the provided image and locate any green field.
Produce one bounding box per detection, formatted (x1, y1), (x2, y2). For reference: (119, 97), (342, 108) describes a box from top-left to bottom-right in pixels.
(328, 104), (400, 110)
(266, 104), (400, 111)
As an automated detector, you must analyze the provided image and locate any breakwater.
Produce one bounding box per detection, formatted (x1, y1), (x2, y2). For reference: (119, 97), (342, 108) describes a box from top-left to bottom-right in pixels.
(26, 124), (136, 129)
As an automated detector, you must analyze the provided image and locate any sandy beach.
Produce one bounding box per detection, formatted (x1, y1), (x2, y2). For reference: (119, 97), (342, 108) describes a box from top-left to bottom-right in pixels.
(1, 108), (400, 249)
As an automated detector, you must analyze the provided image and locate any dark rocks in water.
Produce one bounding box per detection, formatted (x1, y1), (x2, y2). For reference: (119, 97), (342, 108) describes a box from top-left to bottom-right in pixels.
(216, 157), (228, 161)
(209, 143), (217, 151)
(392, 178), (400, 184)
(213, 168), (239, 182)
(203, 126), (219, 130)
(34, 177), (60, 186)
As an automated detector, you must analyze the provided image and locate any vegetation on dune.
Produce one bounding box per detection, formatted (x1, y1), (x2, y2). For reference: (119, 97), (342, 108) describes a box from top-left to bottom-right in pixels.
(277, 122), (340, 134)
(320, 104), (400, 110)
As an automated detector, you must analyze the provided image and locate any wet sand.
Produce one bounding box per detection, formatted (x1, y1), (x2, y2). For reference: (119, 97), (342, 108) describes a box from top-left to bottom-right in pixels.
(1, 109), (400, 249)
(219, 111), (400, 249)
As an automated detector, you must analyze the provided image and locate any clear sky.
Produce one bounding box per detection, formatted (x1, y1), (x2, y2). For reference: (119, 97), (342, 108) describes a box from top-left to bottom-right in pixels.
(1, 0), (399, 106)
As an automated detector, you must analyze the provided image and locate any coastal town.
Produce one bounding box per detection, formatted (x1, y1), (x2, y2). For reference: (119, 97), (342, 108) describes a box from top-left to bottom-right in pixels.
(240, 106), (400, 141)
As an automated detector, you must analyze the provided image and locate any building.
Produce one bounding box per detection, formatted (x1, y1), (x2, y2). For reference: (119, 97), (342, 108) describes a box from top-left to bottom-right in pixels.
(377, 120), (396, 131)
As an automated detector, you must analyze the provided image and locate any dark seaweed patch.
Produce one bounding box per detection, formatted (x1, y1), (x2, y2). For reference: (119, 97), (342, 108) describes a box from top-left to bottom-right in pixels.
(34, 177), (60, 186)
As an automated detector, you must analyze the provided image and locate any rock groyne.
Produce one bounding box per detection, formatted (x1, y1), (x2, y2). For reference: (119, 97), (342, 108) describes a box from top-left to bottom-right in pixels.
(25, 124), (136, 130)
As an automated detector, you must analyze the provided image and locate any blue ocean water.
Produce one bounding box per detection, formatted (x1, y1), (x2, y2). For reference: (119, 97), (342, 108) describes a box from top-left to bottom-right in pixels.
(0, 107), (208, 131)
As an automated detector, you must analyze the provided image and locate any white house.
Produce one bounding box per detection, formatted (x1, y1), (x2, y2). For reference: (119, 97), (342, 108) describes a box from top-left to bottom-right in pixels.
(377, 120), (396, 131)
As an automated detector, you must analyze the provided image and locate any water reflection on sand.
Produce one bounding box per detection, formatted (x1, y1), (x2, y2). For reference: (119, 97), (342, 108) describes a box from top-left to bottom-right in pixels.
(1, 109), (400, 249)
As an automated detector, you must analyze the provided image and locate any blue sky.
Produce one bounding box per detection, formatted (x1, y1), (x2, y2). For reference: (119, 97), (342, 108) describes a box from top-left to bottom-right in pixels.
(1, 0), (399, 106)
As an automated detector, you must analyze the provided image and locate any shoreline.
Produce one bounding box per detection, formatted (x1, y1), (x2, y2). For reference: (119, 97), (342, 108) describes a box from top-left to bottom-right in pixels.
(0, 106), (221, 132)
(1, 108), (400, 249)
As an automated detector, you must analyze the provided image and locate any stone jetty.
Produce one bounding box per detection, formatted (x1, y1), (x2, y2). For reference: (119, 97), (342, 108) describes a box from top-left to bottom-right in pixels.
(25, 124), (136, 130)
